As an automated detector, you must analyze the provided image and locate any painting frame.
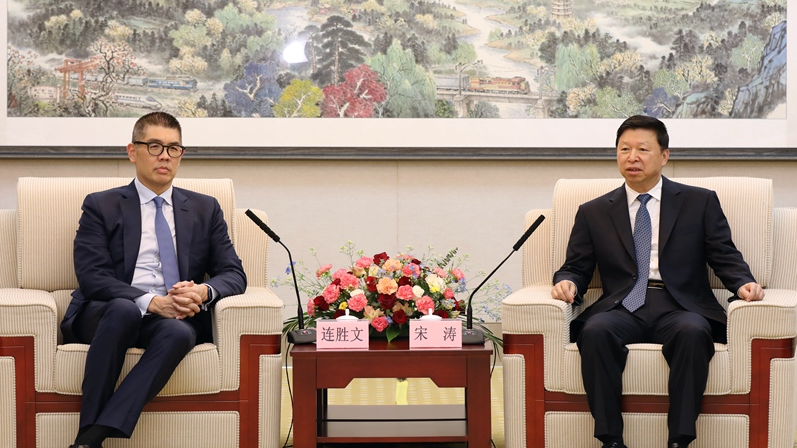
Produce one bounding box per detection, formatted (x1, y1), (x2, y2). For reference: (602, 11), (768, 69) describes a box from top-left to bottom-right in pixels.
(2, 1), (795, 159)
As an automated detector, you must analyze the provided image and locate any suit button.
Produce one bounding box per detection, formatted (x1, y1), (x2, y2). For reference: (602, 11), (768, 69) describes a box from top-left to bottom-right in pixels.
(614, 300), (620, 304)
(632, 275), (638, 280)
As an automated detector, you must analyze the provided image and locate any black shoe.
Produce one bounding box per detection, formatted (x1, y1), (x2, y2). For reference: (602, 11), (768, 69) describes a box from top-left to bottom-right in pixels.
(603, 442), (627, 448)
(68, 445), (102, 448)
(668, 444), (688, 448)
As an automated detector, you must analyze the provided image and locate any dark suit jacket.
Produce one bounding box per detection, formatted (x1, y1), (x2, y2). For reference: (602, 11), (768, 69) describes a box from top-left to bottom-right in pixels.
(61, 181), (247, 344)
(554, 177), (755, 343)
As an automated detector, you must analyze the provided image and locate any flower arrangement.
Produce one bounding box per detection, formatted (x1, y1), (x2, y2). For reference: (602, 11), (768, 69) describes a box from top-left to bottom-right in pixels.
(274, 242), (509, 344)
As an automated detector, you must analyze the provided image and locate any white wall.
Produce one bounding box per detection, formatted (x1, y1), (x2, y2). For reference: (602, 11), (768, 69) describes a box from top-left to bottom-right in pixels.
(2, 157), (796, 318)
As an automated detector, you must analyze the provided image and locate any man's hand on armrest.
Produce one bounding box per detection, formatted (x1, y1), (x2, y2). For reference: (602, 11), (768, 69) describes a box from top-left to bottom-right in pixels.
(737, 282), (765, 302)
(551, 280), (578, 304)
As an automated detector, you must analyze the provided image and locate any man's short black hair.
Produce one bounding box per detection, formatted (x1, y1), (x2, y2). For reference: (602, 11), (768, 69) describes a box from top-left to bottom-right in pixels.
(132, 112), (182, 142)
(615, 115), (669, 150)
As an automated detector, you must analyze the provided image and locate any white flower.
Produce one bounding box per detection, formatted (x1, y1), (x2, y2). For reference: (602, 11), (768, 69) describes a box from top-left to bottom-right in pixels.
(425, 274), (446, 293)
(351, 289), (364, 297)
(412, 285), (425, 298)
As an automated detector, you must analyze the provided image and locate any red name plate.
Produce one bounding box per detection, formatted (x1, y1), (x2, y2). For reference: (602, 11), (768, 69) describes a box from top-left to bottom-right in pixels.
(409, 319), (462, 349)
(316, 319), (370, 349)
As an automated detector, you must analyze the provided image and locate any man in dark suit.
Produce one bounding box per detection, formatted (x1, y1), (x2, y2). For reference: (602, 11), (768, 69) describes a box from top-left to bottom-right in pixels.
(550, 115), (764, 448)
(60, 112), (247, 448)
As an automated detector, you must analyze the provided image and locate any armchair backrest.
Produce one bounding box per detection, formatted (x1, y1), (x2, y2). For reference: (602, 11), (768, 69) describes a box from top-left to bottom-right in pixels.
(16, 177), (238, 292)
(523, 177), (773, 300)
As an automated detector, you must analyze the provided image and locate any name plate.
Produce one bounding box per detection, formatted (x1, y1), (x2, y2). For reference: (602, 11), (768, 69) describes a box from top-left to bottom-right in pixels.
(409, 319), (462, 348)
(316, 319), (369, 349)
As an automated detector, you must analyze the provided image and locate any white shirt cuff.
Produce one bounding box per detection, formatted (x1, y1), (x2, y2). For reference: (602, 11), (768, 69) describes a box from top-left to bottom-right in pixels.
(134, 293), (156, 316)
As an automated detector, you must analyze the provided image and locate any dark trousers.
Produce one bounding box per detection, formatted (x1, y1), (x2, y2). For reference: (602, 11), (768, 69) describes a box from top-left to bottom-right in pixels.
(70, 298), (197, 438)
(576, 288), (715, 445)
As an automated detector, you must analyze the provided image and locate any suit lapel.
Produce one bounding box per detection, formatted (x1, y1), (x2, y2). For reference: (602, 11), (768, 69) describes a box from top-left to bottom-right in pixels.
(172, 187), (193, 281)
(121, 182), (142, 283)
(659, 176), (682, 253)
(607, 185), (635, 259)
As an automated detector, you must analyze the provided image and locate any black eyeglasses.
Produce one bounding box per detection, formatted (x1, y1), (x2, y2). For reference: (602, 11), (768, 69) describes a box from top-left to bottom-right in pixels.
(133, 141), (186, 158)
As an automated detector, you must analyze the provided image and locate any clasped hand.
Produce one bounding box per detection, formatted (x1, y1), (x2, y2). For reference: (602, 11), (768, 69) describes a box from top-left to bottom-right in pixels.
(148, 280), (205, 319)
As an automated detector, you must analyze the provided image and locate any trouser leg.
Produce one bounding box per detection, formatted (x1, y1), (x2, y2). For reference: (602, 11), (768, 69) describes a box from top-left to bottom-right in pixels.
(94, 315), (197, 437)
(653, 310), (715, 443)
(74, 299), (142, 431)
(577, 308), (645, 443)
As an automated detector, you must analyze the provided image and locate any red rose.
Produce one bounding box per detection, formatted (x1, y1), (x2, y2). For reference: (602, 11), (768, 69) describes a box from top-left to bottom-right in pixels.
(392, 309), (408, 325)
(373, 252), (389, 265)
(433, 309), (449, 318)
(410, 258), (422, 265)
(378, 293), (396, 310)
(332, 309), (345, 319)
(313, 296), (330, 312)
(397, 276), (412, 287)
(366, 276), (378, 293)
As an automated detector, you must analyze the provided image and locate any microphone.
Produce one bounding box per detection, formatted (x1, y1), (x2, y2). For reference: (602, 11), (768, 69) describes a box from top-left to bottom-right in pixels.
(245, 209), (315, 344)
(462, 215), (545, 345)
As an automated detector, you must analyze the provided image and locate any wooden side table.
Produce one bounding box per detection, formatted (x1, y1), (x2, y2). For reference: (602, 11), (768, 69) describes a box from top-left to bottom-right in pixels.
(291, 339), (493, 447)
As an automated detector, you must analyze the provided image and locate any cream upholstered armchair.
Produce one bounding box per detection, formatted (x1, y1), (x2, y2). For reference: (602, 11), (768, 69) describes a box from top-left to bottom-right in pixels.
(0, 178), (283, 448)
(502, 177), (797, 448)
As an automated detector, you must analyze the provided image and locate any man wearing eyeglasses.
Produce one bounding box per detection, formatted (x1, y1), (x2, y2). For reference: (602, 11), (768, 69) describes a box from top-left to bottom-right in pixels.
(60, 112), (247, 448)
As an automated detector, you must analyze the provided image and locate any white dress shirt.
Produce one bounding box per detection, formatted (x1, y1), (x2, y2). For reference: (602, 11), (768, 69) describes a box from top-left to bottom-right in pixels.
(624, 178), (663, 282)
(132, 179), (177, 315)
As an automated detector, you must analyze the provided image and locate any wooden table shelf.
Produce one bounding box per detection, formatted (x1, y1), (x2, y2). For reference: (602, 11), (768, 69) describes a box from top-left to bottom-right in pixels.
(291, 339), (492, 447)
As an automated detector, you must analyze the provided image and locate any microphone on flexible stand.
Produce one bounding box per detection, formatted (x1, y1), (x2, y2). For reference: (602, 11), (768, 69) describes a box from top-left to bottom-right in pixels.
(462, 215), (546, 345)
(245, 209), (315, 345)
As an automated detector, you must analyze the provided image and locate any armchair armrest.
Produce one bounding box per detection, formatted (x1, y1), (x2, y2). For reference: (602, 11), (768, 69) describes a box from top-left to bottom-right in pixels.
(213, 287), (283, 391)
(727, 288), (797, 393)
(0, 289), (58, 392)
(502, 286), (573, 392)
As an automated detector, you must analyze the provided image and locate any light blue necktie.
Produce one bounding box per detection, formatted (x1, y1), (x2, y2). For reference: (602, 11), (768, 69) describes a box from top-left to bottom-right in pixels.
(622, 194), (652, 313)
(153, 197), (180, 290)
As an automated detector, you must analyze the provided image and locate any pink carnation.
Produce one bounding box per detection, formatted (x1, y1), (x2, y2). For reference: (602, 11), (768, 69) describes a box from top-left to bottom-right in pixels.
(434, 267), (448, 278)
(451, 268), (465, 281)
(396, 285), (415, 301)
(371, 316), (389, 332)
(322, 284), (341, 304)
(331, 268), (349, 281)
(316, 264), (333, 278)
(443, 288), (455, 299)
(339, 273), (360, 290)
(348, 294), (367, 312)
(307, 299), (316, 317)
(355, 256), (374, 268)
(402, 263), (421, 277)
(415, 296), (435, 315)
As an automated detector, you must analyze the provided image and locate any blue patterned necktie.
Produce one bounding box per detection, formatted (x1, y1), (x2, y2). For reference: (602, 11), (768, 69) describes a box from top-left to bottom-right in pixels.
(622, 194), (652, 313)
(153, 197), (180, 290)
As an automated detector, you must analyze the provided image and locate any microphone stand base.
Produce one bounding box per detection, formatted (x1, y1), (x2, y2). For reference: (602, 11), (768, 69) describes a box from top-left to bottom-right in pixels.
(288, 328), (316, 345)
(462, 329), (485, 345)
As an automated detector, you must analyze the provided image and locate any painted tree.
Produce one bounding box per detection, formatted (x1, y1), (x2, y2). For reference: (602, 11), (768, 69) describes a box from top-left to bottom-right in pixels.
(468, 102), (500, 118)
(593, 87), (639, 118)
(274, 79), (324, 118)
(223, 61), (282, 117)
(77, 38), (145, 117)
(302, 25), (322, 76)
(314, 15), (370, 86)
(367, 40), (436, 118)
(643, 87), (678, 118)
(6, 46), (50, 116)
(321, 64), (386, 117)
(730, 35), (764, 72)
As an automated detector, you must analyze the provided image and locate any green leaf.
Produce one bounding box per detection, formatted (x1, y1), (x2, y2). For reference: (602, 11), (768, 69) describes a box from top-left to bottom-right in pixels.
(385, 324), (402, 342)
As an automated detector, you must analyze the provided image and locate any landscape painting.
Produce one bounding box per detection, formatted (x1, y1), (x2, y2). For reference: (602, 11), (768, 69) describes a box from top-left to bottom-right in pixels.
(6, 0), (787, 120)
